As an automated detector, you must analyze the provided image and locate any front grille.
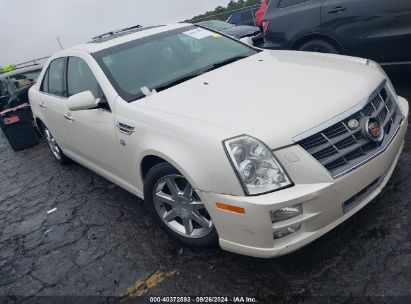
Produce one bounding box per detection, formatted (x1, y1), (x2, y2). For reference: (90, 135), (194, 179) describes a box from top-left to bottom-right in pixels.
(297, 82), (403, 178)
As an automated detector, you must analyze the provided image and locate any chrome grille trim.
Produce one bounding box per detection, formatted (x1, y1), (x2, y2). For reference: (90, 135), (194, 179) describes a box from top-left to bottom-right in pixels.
(294, 81), (404, 178)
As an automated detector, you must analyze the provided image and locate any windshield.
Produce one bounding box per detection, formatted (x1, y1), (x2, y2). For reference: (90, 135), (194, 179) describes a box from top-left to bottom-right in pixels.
(93, 26), (258, 102)
(197, 20), (235, 31)
(7, 69), (41, 89)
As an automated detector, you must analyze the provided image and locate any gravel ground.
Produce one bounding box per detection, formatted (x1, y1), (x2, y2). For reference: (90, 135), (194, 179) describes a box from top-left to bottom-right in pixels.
(0, 72), (410, 303)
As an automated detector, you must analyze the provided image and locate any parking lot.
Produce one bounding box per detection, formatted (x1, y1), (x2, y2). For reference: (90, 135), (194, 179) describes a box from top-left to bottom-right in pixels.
(0, 71), (410, 302)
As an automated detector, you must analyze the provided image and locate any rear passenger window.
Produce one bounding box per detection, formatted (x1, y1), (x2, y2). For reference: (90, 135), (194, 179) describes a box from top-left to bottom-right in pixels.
(67, 57), (103, 99)
(40, 69), (49, 93)
(241, 10), (253, 21)
(278, 0), (310, 8)
(48, 58), (65, 97)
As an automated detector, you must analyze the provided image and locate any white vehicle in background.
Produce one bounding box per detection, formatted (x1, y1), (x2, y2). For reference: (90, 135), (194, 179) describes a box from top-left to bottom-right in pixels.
(29, 24), (408, 258)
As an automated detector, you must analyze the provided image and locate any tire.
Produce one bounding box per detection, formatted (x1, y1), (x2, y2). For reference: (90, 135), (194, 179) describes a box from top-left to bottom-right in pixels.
(298, 39), (339, 54)
(42, 125), (71, 165)
(144, 162), (218, 247)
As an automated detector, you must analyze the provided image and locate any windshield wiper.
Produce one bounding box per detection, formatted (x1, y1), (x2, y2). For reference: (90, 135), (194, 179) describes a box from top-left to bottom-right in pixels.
(149, 55), (249, 93)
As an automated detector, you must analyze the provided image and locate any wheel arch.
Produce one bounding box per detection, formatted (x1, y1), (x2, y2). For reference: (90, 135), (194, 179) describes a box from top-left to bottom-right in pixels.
(139, 151), (198, 189)
(34, 117), (45, 135)
(137, 142), (244, 197)
(289, 32), (345, 54)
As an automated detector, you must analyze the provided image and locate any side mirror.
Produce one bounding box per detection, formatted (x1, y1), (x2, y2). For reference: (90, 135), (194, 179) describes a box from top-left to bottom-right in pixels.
(67, 91), (99, 111)
(240, 37), (254, 46)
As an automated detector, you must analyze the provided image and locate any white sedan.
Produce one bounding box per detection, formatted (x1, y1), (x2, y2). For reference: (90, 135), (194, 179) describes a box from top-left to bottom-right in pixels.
(29, 24), (408, 258)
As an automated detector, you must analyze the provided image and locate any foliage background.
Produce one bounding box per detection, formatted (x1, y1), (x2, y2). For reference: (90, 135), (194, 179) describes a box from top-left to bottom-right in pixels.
(187, 0), (263, 22)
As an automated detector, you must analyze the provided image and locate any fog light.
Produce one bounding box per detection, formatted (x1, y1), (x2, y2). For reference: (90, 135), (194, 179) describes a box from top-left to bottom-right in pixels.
(271, 203), (302, 223)
(273, 223), (301, 239)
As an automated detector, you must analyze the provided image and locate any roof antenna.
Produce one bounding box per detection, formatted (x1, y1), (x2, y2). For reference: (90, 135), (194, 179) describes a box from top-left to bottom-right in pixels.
(57, 37), (64, 50)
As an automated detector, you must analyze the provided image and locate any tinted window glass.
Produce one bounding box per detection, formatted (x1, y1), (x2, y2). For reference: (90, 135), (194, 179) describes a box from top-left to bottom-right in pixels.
(0, 81), (7, 97)
(48, 58), (65, 97)
(241, 10), (253, 21)
(41, 69), (49, 93)
(67, 57), (102, 98)
(278, 0), (310, 8)
(228, 13), (242, 24)
(7, 69), (41, 89)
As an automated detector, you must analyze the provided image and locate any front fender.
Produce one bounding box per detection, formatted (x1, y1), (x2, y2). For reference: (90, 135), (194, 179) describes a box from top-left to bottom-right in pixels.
(134, 129), (244, 197)
(116, 103), (245, 197)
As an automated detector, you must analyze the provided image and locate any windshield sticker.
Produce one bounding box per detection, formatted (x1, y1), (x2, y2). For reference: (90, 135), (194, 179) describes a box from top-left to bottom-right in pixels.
(211, 33), (222, 38)
(183, 28), (213, 39)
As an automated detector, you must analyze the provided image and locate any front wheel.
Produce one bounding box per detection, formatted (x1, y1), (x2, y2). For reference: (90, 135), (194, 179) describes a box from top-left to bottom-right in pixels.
(43, 126), (71, 165)
(144, 163), (218, 247)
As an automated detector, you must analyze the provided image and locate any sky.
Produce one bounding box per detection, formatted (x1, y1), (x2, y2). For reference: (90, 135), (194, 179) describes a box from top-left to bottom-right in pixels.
(0, 0), (231, 66)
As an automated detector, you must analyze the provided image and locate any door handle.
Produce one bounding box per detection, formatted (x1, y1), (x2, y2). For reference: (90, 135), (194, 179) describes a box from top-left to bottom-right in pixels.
(64, 113), (74, 122)
(327, 6), (346, 14)
(39, 102), (46, 109)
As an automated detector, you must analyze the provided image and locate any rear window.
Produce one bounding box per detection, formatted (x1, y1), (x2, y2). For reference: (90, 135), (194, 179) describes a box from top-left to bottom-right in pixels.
(7, 69), (41, 89)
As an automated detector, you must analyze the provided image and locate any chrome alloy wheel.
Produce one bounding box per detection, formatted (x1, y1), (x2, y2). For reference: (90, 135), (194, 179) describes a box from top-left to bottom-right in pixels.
(153, 174), (214, 238)
(44, 128), (61, 160)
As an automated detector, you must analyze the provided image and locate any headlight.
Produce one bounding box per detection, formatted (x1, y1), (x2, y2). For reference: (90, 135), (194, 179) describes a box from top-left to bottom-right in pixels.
(366, 60), (397, 96)
(224, 135), (293, 195)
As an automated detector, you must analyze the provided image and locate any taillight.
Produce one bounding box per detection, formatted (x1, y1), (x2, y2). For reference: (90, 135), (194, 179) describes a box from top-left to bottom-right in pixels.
(262, 19), (270, 34)
(3, 115), (20, 125)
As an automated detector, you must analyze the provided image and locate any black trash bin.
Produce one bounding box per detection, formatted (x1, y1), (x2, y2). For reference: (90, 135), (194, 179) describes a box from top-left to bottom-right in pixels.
(0, 103), (38, 151)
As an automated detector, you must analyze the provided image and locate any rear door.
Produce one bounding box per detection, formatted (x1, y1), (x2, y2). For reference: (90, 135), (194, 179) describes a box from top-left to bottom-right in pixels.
(39, 57), (76, 154)
(321, 0), (392, 62)
(263, 0), (323, 49)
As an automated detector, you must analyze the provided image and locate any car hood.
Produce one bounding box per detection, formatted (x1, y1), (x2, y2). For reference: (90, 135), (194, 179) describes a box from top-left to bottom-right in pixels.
(222, 25), (260, 37)
(136, 50), (384, 149)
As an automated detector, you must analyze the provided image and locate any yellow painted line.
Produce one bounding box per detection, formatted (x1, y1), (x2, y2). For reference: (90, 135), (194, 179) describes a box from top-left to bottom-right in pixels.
(123, 269), (176, 298)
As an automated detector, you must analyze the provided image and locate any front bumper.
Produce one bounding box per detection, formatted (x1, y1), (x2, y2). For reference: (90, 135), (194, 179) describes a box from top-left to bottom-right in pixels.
(197, 96), (408, 258)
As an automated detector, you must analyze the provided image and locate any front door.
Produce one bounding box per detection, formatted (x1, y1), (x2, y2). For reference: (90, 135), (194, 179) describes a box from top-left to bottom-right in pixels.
(65, 56), (123, 179)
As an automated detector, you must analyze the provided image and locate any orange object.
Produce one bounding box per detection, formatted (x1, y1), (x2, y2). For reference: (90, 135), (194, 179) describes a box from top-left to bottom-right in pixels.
(216, 202), (245, 214)
(255, 0), (268, 28)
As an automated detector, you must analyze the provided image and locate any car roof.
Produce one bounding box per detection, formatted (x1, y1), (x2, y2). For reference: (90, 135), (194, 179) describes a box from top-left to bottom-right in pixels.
(0, 65), (43, 80)
(61, 23), (193, 55)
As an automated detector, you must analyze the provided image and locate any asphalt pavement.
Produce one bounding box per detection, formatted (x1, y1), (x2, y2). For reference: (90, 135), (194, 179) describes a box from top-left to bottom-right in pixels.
(0, 71), (410, 303)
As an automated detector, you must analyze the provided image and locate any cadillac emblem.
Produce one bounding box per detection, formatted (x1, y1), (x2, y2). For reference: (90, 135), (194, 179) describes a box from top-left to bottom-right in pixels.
(347, 118), (360, 130)
(364, 117), (384, 142)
